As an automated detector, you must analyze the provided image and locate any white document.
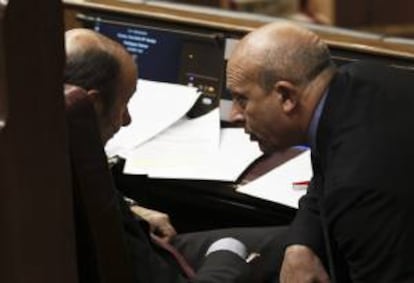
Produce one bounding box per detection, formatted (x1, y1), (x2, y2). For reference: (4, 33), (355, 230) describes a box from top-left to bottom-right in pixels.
(105, 79), (200, 157)
(123, 108), (220, 175)
(236, 150), (312, 208)
(123, 122), (262, 182)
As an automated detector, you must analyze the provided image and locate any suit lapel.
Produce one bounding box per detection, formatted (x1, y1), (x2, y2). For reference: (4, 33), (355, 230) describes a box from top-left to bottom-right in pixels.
(311, 71), (350, 283)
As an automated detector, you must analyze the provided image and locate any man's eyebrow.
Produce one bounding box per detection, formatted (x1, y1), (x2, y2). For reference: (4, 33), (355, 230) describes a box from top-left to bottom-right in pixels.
(233, 92), (248, 101)
(226, 88), (243, 97)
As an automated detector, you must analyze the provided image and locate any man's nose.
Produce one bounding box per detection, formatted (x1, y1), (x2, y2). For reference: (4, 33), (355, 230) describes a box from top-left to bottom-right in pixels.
(229, 105), (245, 125)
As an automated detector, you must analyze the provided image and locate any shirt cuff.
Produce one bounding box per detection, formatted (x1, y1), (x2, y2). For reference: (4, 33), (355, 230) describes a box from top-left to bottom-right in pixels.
(205, 237), (247, 260)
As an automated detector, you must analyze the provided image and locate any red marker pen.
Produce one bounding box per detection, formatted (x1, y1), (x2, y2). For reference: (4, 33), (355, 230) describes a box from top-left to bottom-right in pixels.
(292, 180), (310, 190)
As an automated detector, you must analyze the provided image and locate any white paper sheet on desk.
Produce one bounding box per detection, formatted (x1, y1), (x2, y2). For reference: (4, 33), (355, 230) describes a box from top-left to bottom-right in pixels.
(105, 79), (200, 157)
(236, 150), (312, 208)
(123, 122), (262, 181)
(123, 108), (220, 174)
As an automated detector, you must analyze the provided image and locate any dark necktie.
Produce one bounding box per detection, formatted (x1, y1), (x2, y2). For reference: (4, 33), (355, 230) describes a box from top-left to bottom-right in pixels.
(150, 234), (196, 279)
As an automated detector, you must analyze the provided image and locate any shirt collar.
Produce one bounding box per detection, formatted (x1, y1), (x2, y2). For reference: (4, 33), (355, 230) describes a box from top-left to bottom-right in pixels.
(307, 89), (328, 151)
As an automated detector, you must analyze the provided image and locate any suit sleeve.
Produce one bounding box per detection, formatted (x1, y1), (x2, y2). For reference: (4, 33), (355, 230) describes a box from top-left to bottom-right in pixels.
(194, 251), (251, 283)
(285, 177), (327, 264)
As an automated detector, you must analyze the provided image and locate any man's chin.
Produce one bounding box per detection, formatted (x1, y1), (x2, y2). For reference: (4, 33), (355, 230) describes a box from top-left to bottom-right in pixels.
(258, 142), (288, 155)
(258, 142), (274, 155)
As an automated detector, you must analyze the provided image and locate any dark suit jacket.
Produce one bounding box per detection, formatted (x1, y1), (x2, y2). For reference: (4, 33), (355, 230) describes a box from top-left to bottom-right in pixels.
(118, 195), (251, 283)
(287, 61), (414, 282)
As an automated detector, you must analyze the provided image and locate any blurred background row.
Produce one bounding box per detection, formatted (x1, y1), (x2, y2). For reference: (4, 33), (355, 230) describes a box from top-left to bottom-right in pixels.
(147, 0), (414, 38)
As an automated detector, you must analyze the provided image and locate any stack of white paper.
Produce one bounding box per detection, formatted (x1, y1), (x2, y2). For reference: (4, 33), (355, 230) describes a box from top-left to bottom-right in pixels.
(123, 108), (220, 176)
(105, 79), (201, 157)
(106, 79), (262, 182)
(123, 113), (262, 181)
(236, 150), (312, 208)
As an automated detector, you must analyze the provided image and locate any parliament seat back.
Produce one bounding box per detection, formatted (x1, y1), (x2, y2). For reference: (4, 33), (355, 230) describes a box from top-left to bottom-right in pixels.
(0, 1), (134, 281)
(64, 85), (134, 283)
(0, 1), (77, 282)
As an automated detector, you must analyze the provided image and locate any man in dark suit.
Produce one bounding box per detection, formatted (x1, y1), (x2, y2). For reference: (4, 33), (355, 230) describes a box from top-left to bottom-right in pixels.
(227, 21), (414, 283)
(64, 28), (286, 283)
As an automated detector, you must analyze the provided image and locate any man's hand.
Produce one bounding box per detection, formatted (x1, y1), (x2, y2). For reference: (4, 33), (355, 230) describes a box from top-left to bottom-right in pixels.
(280, 245), (330, 283)
(130, 205), (177, 243)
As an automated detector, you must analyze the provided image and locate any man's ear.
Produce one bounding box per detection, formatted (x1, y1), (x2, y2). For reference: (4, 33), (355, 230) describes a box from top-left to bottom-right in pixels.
(273, 80), (298, 114)
(86, 89), (103, 115)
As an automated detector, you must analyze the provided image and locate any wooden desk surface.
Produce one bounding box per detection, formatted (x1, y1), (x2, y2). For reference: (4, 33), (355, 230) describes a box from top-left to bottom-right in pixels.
(240, 147), (304, 183)
(63, 0), (414, 62)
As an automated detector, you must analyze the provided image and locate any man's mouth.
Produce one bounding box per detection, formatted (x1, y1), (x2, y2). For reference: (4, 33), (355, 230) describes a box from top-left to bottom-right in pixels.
(250, 135), (258, 142)
(246, 131), (259, 142)
(246, 131), (268, 153)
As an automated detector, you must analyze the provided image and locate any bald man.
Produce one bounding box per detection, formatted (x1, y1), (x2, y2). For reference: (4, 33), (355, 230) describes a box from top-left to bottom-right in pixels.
(227, 22), (414, 283)
(64, 28), (286, 283)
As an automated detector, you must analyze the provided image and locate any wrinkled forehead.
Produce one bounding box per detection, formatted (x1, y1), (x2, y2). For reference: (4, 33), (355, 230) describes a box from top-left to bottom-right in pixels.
(227, 52), (261, 88)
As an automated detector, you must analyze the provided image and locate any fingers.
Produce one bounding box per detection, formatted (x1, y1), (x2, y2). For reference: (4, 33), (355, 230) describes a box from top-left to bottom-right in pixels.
(153, 217), (177, 242)
(129, 205), (177, 242)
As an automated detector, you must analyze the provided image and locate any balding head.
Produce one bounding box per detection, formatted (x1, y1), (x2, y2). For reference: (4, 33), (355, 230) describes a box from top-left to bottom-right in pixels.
(64, 28), (138, 144)
(65, 28), (134, 65)
(229, 21), (334, 92)
(226, 22), (336, 152)
(64, 28), (137, 110)
(65, 28), (111, 55)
